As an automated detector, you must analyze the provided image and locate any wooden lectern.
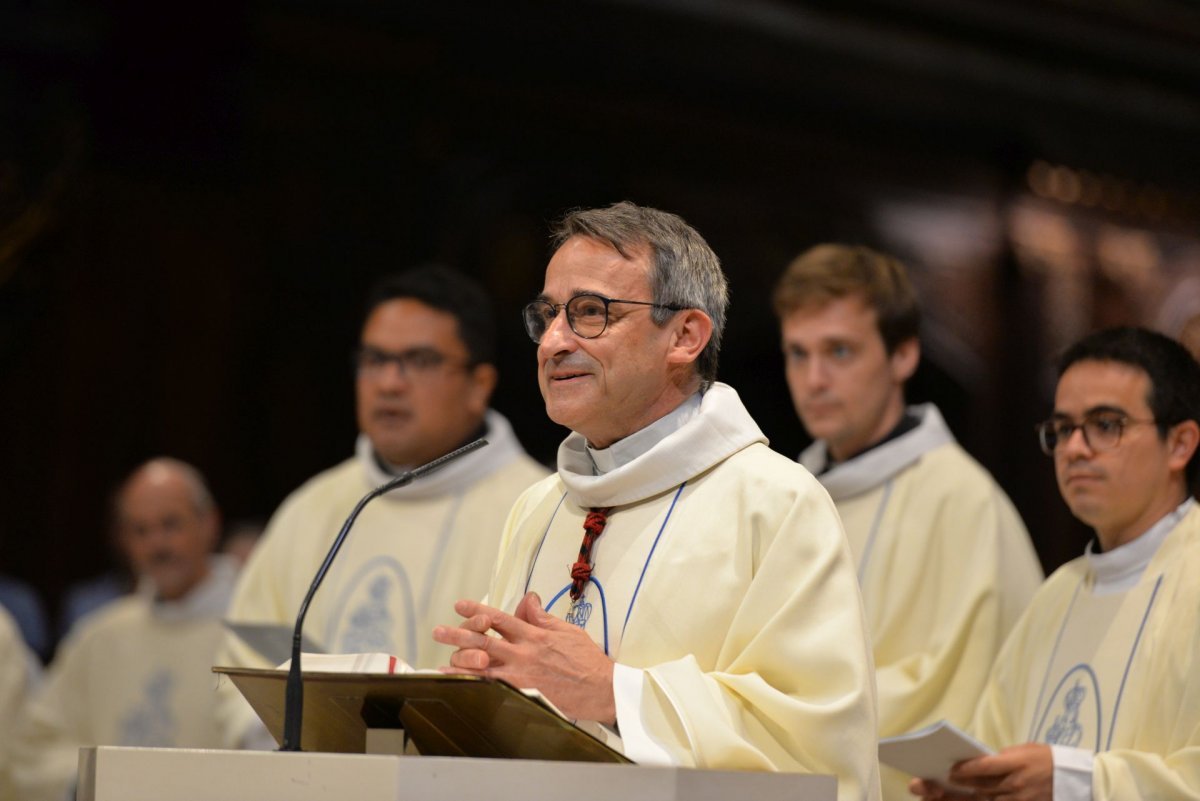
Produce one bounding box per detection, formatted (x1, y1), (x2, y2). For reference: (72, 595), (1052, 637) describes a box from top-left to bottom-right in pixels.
(75, 666), (837, 801)
(213, 666), (628, 762)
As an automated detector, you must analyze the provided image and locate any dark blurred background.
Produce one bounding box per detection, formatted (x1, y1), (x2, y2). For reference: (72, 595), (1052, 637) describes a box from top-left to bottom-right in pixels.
(3, 0), (1200, 654)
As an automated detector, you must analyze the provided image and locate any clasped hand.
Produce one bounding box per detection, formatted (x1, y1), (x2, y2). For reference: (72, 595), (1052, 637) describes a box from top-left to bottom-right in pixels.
(432, 591), (617, 724)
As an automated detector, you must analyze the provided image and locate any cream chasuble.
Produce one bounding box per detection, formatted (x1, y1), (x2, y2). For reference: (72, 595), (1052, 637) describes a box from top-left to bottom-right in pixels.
(973, 500), (1200, 800)
(11, 557), (237, 801)
(0, 608), (36, 801)
(801, 405), (1042, 800)
(214, 410), (547, 748)
(490, 383), (881, 801)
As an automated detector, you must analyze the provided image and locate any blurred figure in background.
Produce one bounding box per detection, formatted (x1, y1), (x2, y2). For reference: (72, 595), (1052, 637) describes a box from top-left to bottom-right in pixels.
(56, 562), (131, 644)
(55, 493), (136, 643)
(0, 606), (39, 801)
(215, 265), (547, 749)
(10, 458), (236, 801)
(0, 568), (50, 662)
(219, 518), (265, 569)
(773, 244), (1042, 801)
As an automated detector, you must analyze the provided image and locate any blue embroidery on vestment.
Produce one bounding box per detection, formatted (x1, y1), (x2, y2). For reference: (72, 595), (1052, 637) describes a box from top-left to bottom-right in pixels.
(547, 579), (610, 655)
(565, 597), (593, 628)
(327, 555), (415, 656)
(342, 575), (395, 653)
(1034, 663), (1102, 752)
(119, 668), (175, 746)
(1046, 680), (1085, 746)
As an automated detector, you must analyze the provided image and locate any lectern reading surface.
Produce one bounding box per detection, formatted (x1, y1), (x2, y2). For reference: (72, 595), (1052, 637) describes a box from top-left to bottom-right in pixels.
(214, 667), (630, 763)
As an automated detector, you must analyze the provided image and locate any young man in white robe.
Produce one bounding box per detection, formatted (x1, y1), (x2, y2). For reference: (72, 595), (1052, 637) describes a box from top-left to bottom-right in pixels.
(434, 202), (880, 801)
(214, 266), (547, 748)
(11, 459), (238, 801)
(911, 326), (1200, 801)
(773, 244), (1043, 800)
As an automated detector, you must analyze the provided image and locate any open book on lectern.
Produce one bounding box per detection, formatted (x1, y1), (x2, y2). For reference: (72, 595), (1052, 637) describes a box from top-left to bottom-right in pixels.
(213, 658), (630, 764)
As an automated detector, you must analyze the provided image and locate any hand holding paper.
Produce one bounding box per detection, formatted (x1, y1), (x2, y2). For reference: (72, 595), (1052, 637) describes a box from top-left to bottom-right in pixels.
(884, 722), (1053, 801)
(909, 743), (1053, 801)
(879, 719), (992, 794)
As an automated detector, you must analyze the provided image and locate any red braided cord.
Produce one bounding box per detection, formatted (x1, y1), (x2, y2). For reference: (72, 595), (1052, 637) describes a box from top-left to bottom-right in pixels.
(569, 507), (612, 600)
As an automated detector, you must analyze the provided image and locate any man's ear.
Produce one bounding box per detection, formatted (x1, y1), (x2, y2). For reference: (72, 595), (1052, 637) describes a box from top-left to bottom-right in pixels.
(202, 508), (223, 552)
(889, 337), (920, 384)
(465, 362), (499, 416)
(666, 309), (713, 368)
(1167, 419), (1200, 474)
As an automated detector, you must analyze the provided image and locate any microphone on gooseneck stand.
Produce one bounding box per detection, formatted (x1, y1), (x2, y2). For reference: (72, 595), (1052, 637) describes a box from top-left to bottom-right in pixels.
(278, 437), (488, 752)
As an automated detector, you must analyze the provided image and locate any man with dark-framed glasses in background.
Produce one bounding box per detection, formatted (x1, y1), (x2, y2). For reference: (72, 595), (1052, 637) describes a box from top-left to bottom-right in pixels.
(910, 326), (1200, 801)
(213, 265), (547, 749)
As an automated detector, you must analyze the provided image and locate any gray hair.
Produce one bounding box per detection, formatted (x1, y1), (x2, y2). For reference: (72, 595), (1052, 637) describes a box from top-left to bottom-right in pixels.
(122, 457), (217, 517)
(551, 201), (729, 385)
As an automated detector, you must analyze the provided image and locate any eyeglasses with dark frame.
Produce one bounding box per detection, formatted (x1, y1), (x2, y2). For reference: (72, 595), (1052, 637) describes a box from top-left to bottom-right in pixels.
(522, 293), (687, 343)
(352, 346), (471, 379)
(1034, 410), (1157, 456)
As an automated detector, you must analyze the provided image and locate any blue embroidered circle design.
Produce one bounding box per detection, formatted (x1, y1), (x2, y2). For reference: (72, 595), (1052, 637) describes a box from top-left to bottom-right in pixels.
(1033, 663), (1102, 752)
(547, 578), (610, 655)
(324, 555), (416, 658)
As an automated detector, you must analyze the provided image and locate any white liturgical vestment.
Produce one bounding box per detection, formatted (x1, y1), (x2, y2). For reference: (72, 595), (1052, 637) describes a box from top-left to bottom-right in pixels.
(801, 404), (1042, 800)
(972, 499), (1200, 801)
(489, 384), (880, 801)
(11, 557), (237, 801)
(0, 607), (37, 801)
(214, 410), (547, 747)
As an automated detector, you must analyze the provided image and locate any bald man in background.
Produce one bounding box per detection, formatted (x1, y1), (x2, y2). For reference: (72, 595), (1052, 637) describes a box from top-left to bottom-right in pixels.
(11, 458), (236, 801)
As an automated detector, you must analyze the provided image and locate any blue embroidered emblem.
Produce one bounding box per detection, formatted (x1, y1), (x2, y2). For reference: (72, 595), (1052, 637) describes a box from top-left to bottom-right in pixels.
(565, 597), (593, 628)
(119, 668), (175, 746)
(1046, 680), (1085, 747)
(341, 575), (396, 652)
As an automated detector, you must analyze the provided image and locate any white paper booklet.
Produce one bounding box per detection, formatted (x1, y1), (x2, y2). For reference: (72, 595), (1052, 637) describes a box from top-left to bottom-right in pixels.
(878, 719), (994, 793)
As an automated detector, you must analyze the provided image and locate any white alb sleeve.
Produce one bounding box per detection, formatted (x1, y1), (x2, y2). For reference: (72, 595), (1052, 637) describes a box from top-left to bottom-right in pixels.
(611, 663), (678, 766)
(1051, 745), (1094, 801)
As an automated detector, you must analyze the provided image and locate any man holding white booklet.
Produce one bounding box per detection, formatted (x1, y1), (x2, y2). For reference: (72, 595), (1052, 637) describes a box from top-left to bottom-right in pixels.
(907, 327), (1200, 801)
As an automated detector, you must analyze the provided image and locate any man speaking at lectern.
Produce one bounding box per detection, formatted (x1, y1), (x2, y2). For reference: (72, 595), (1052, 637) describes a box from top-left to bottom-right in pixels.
(435, 202), (880, 801)
(216, 266), (547, 749)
